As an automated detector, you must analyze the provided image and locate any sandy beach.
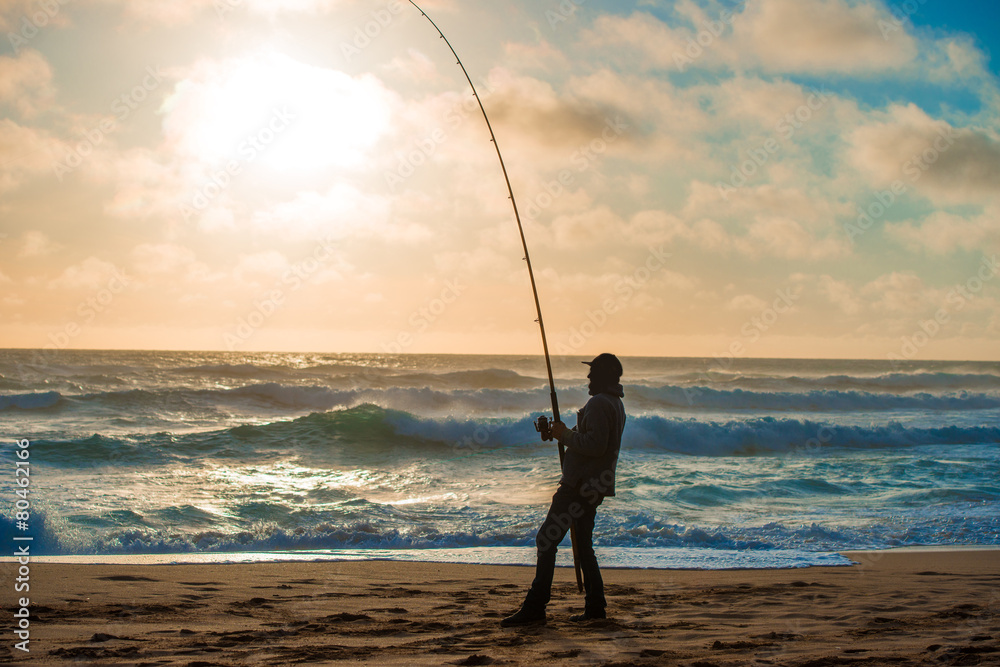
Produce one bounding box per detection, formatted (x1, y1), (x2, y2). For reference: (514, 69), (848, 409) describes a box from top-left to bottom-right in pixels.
(3, 549), (997, 665)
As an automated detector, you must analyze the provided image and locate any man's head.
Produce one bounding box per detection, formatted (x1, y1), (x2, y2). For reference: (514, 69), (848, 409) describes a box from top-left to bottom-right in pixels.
(583, 353), (622, 394)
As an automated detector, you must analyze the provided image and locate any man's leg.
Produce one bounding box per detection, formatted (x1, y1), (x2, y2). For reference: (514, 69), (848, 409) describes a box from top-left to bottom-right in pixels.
(573, 496), (606, 617)
(501, 484), (577, 626)
(524, 484), (577, 607)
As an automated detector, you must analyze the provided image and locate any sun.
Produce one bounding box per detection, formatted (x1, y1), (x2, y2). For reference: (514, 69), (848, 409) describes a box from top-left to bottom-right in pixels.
(162, 50), (394, 172)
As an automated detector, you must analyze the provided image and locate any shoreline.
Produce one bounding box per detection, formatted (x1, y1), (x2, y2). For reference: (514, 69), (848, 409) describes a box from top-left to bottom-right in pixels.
(16, 544), (999, 568)
(6, 548), (999, 665)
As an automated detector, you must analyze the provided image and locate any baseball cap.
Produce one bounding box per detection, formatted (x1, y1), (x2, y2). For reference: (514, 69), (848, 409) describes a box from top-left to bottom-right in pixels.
(582, 352), (623, 378)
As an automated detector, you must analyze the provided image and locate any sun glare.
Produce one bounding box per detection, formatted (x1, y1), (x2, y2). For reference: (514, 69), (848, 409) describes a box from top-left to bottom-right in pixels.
(163, 51), (394, 171)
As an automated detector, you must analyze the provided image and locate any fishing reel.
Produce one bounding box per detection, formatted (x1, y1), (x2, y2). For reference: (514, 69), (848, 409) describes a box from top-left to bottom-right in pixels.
(534, 414), (554, 442)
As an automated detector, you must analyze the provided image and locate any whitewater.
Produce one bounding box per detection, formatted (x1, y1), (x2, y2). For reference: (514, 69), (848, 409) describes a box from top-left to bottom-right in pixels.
(2, 349), (998, 569)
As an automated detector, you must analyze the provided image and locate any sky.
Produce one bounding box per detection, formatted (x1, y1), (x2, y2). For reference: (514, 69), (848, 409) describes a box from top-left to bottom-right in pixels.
(0, 0), (998, 361)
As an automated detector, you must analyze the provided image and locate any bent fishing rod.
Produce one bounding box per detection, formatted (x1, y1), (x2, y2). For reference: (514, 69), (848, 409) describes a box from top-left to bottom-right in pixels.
(407, 0), (583, 593)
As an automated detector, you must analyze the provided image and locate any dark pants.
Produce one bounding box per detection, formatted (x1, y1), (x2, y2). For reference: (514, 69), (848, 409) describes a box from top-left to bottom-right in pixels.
(523, 483), (605, 613)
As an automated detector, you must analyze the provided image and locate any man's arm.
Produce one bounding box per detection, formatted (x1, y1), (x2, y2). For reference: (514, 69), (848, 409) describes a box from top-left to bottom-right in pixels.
(555, 398), (612, 457)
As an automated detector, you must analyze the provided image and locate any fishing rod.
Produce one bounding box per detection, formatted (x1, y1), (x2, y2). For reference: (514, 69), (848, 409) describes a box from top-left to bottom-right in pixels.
(406, 0), (583, 593)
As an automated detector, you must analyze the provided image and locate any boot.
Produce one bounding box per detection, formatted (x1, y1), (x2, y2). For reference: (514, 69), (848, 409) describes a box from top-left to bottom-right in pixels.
(500, 604), (546, 627)
(569, 608), (606, 622)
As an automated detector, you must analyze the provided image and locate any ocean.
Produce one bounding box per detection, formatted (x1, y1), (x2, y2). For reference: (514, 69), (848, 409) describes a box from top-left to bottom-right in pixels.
(2, 349), (998, 569)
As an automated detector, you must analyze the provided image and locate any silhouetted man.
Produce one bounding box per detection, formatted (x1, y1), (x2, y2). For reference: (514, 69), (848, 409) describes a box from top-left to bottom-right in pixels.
(501, 353), (626, 626)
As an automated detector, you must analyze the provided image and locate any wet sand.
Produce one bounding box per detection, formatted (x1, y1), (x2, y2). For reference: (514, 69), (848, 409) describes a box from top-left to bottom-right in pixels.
(5, 549), (999, 665)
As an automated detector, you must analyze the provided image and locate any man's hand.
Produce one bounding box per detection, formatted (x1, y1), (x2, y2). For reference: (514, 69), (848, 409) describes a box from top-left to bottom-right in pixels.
(551, 420), (568, 440)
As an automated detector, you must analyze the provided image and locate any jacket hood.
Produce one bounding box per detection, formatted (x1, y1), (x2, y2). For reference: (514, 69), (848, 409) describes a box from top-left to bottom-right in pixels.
(590, 382), (624, 397)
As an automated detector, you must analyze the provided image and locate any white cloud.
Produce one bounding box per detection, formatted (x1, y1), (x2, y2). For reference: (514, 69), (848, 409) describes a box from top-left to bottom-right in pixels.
(885, 205), (1000, 255)
(582, 1), (917, 75)
(0, 1), (72, 32)
(861, 271), (936, 314)
(18, 231), (61, 258)
(130, 243), (217, 284)
(818, 275), (863, 315)
(48, 257), (124, 290)
(381, 48), (441, 83)
(0, 50), (55, 118)
(502, 40), (570, 72)
(850, 104), (1000, 203)
(433, 246), (513, 279)
(742, 216), (850, 260)
(734, 0), (917, 74)
(90, 0), (356, 25)
(582, 12), (696, 70)
(252, 183), (425, 241)
(727, 293), (768, 311)
(233, 250), (291, 285)
(0, 119), (69, 192)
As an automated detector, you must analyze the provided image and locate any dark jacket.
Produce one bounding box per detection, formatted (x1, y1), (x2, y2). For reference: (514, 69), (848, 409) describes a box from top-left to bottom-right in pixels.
(557, 384), (626, 501)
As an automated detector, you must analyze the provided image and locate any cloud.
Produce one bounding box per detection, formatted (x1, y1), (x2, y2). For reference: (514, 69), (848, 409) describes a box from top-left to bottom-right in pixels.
(861, 271), (936, 314)
(0, 119), (69, 192)
(885, 205), (1000, 255)
(48, 257), (125, 290)
(682, 183), (852, 259)
(818, 274), (863, 315)
(734, 0), (917, 74)
(0, 50), (55, 118)
(251, 183), (425, 241)
(233, 250), (291, 285)
(742, 216), (850, 260)
(686, 182), (850, 225)
(582, 12), (696, 71)
(850, 104), (1000, 203)
(130, 243), (219, 285)
(433, 246), (513, 278)
(502, 40), (570, 72)
(485, 70), (635, 151)
(18, 231), (61, 258)
(727, 293), (768, 311)
(97, 149), (188, 220)
(0, 0), (72, 32)
(89, 0), (356, 25)
(381, 48), (441, 83)
(581, 1), (917, 76)
(550, 207), (623, 248)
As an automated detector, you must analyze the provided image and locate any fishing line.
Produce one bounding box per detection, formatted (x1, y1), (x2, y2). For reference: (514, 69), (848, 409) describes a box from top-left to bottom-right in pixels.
(407, 0), (583, 593)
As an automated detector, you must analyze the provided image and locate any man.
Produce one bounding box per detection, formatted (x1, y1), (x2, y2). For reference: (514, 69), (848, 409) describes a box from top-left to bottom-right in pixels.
(501, 353), (626, 627)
